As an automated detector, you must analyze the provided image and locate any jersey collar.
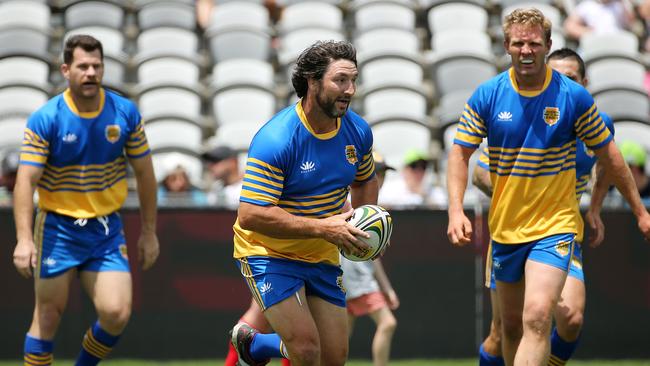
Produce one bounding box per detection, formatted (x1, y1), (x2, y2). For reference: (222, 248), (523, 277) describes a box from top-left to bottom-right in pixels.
(508, 65), (552, 97)
(63, 87), (105, 118)
(295, 99), (341, 140)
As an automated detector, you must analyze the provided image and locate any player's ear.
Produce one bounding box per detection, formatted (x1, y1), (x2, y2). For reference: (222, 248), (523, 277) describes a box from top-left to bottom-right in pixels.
(60, 63), (70, 80)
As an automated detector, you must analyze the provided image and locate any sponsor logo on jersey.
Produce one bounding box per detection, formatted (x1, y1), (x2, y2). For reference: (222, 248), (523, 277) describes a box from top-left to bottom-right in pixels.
(300, 161), (315, 173)
(62, 133), (78, 143)
(555, 240), (571, 256)
(345, 145), (358, 164)
(543, 107), (560, 126)
(105, 125), (121, 143)
(497, 111), (512, 121)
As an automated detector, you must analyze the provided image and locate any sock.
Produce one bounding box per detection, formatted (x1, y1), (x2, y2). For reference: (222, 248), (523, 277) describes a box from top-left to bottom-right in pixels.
(281, 358), (291, 366)
(479, 343), (505, 366)
(24, 334), (54, 366)
(75, 321), (121, 366)
(549, 327), (580, 366)
(225, 341), (238, 366)
(250, 333), (285, 360)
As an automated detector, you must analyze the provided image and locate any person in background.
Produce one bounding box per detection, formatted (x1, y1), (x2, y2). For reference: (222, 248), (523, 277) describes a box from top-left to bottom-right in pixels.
(619, 140), (650, 199)
(379, 148), (434, 208)
(564, 0), (637, 40)
(0, 148), (19, 206)
(341, 152), (399, 366)
(202, 145), (243, 209)
(157, 164), (207, 207)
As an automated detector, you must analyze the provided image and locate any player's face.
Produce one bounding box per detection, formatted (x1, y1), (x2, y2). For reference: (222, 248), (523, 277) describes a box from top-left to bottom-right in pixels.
(315, 59), (358, 118)
(61, 47), (104, 99)
(505, 24), (550, 80)
(548, 58), (585, 86)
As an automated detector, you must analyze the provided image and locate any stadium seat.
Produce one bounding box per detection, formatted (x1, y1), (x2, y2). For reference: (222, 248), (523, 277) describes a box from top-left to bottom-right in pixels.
(580, 31), (639, 64)
(351, 0), (416, 33)
(136, 55), (201, 90)
(151, 150), (203, 186)
(207, 28), (272, 63)
(211, 85), (277, 127)
(205, 1), (270, 34)
(362, 85), (429, 124)
(372, 120), (433, 169)
(138, 86), (203, 123)
(136, 27), (199, 60)
(0, 116), (28, 149)
(0, 86), (48, 117)
(145, 118), (203, 153)
(0, 56), (50, 91)
(493, 0), (556, 8)
(431, 29), (493, 59)
(0, 0), (50, 33)
(279, 28), (346, 66)
(612, 121), (650, 154)
(433, 89), (473, 144)
(0, 27), (50, 61)
(594, 88), (650, 122)
(428, 2), (488, 33)
(138, 1), (196, 30)
(212, 123), (259, 151)
(587, 58), (646, 95)
(64, 1), (124, 29)
(431, 55), (497, 99)
(354, 28), (420, 62)
(210, 59), (274, 90)
(65, 26), (126, 60)
(278, 1), (343, 34)
(359, 54), (424, 90)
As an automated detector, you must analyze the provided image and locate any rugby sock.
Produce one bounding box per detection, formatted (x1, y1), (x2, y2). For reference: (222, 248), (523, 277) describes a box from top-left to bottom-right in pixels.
(224, 342), (238, 366)
(24, 334), (54, 366)
(548, 327), (579, 366)
(281, 358), (292, 366)
(75, 321), (120, 366)
(250, 333), (285, 359)
(479, 344), (504, 366)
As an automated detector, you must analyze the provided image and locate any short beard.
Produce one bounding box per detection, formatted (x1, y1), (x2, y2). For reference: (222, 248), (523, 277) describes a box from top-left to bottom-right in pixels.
(315, 84), (347, 119)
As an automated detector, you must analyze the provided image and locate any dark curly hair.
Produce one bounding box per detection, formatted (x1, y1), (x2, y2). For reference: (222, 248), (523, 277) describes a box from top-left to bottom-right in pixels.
(291, 40), (357, 98)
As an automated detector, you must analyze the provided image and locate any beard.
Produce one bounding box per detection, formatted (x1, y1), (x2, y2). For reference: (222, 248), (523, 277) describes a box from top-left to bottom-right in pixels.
(315, 84), (349, 119)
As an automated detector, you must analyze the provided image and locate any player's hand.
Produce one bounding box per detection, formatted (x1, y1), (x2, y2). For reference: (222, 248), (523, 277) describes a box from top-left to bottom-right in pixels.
(13, 239), (37, 278)
(384, 288), (400, 310)
(585, 209), (605, 248)
(447, 211), (473, 246)
(138, 231), (160, 270)
(321, 209), (370, 257)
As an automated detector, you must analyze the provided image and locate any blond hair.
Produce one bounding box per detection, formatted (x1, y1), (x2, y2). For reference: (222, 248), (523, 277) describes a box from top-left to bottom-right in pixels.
(503, 8), (552, 44)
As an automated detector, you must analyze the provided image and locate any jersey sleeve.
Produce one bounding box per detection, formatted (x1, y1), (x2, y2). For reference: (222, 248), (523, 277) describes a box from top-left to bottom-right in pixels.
(476, 146), (490, 170)
(601, 112), (615, 136)
(354, 120), (375, 183)
(20, 112), (51, 167)
(454, 86), (489, 148)
(574, 89), (613, 150)
(240, 132), (286, 206)
(125, 103), (150, 159)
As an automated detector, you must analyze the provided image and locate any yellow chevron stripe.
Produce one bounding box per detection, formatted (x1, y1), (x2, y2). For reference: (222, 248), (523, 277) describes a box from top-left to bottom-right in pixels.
(248, 157), (283, 174)
(44, 157), (125, 174)
(240, 259), (265, 311)
(245, 165), (284, 182)
(279, 191), (347, 207)
(281, 196), (347, 215)
(244, 172), (284, 190)
(242, 181), (282, 196)
(83, 329), (111, 358)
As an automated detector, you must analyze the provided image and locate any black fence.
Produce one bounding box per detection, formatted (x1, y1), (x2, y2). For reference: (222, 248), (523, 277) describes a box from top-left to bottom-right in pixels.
(1, 208), (648, 359)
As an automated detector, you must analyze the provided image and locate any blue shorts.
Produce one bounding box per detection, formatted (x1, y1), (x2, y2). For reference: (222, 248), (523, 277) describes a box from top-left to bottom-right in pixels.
(486, 238), (584, 289)
(35, 210), (130, 279)
(491, 233), (575, 284)
(236, 256), (346, 311)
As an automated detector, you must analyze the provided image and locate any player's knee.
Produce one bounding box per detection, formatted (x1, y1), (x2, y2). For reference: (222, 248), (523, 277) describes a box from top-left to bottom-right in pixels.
(322, 345), (348, 366)
(97, 303), (131, 331)
(36, 304), (65, 332)
(500, 312), (522, 340)
(288, 339), (320, 364)
(522, 306), (552, 336)
(558, 310), (583, 339)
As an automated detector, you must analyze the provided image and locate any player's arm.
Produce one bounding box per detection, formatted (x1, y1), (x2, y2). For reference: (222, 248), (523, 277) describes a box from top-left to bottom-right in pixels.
(447, 144), (475, 246)
(373, 258), (399, 310)
(472, 162), (493, 197)
(350, 174), (379, 208)
(593, 140), (650, 239)
(13, 164), (44, 278)
(585, 162), (610, 247)
(129, 154), (159, 270)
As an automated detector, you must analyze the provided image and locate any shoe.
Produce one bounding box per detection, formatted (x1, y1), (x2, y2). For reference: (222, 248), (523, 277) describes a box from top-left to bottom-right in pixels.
(230, 322), (270, 366)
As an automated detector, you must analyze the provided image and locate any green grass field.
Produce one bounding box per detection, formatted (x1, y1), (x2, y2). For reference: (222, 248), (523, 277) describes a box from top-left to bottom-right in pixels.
(2, 360), (650, 366)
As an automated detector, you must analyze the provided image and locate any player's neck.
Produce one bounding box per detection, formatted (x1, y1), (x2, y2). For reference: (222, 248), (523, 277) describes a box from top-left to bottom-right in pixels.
(301, 98), (337, 134)
(69, 92), (101, 113)
(514, 69), (547, 91)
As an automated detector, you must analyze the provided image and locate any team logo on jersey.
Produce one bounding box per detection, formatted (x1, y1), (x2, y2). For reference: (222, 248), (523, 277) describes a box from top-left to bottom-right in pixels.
(543, 107), (560, 126)
(119, 244), (128, 260)
(105, 125), (121, 143)
(345, 145), (358, 165)
(571, 254), (582, 270)
(555, 240), (571, 256)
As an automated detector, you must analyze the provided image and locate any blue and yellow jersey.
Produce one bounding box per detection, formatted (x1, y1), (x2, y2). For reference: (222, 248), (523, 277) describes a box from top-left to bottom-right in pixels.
(455, 66), (613, 244)
(20, 88), (150, 218)
(575, 113), (614, 200)
(233, 101), (375, 265)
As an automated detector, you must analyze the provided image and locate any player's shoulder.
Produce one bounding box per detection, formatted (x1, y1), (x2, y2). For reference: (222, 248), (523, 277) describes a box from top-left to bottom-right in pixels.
(469, 70), (510, 101)
(342, 108), (372, 134)
(104, 88), (139, 114)
(28, 93), (64, 124)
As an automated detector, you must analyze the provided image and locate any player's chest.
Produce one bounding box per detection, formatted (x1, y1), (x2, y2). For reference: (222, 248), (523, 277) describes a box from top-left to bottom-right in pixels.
(50, 114), (129, 163)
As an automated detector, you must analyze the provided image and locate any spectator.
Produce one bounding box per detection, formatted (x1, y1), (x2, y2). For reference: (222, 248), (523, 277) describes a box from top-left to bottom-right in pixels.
(158, 164), (207, 206)
(620, 140), (650, 198)
(379, 148), (439, 208)
(564, 0), (637, 41)
(202, 145), (242, 209)
(0, 148), (19, 206)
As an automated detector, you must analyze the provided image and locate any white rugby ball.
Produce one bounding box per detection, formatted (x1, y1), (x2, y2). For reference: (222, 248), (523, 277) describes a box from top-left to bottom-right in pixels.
(342, 204), (393, 262)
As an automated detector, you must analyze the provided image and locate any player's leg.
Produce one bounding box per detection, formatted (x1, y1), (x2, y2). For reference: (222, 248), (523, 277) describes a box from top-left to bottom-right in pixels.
(226, 298), (279, 366)
(550, 247), (585, 365)
(307, 295), (348, 366)
(480, 290), (505, 366)
(77, 270), (132, 365)
(24, 270), (75, 366)
(515, 234), (574, 366)
(347, 313), (356, 338)
(368, 306), (397, 366)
